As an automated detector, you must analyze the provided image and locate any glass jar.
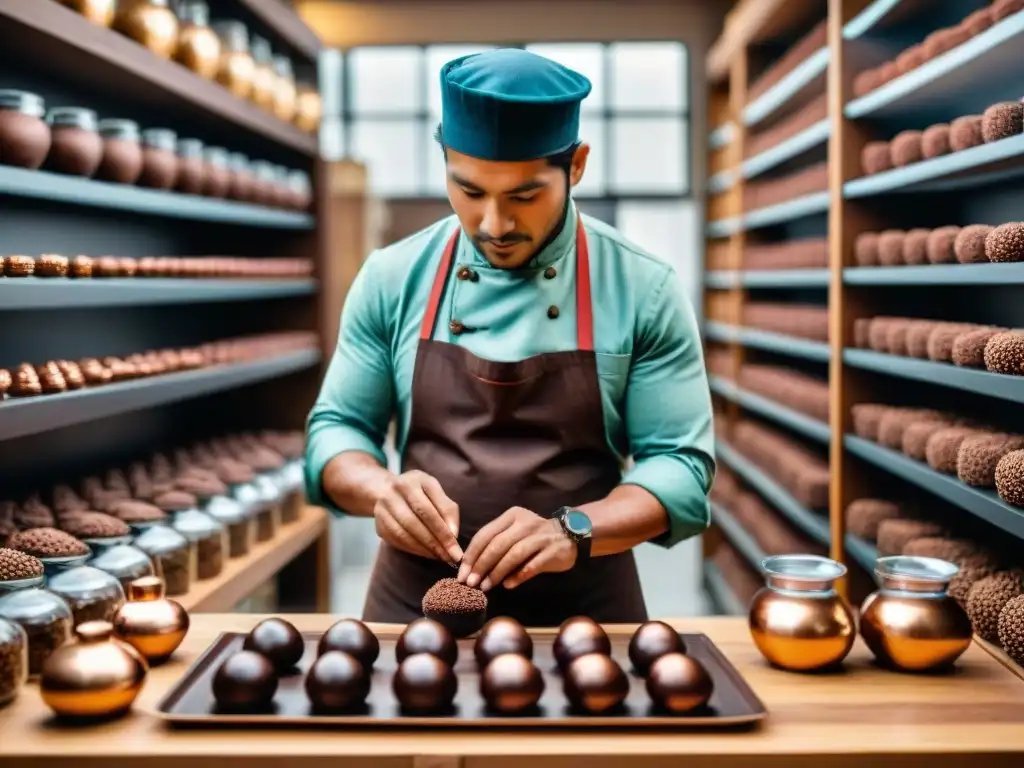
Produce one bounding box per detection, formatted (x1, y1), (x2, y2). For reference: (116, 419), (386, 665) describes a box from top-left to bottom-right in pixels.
(56, 0), (117, 28)
(139, 127), (179, 190)
(294, 83), (322, 134)
(202, 145), (230, 198)
(277, 458), (306, 524)
(45, 106), (102, 177)
(174, 0), (221, 80)
(96, 118), (143, 185)
(0, 89), (50, 170)
(113, 0), (179, 59)
(205, 495), (253, 558)
(212, 20), (255, 100)
(171, 508), (225, 580)
(175, 137), (206, 195)
(250, 159), (276, 206)
(271, 54), (297, 122)
(251, 475), (281, 542)
(133, 523), (193, 597)
(0, 576), (73, 678)
(227, 151), (254, 202)
(88, 540), (156, 594)
(249, 35), (276, 111)
(47, 566), (126, 628)
(0, 616), (27, 708)
(39, 553), (91, 579)
(286, 170), (312, 213)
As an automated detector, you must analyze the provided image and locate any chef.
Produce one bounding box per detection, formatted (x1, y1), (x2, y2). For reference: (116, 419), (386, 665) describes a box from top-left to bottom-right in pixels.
(305, 48), (715, 626)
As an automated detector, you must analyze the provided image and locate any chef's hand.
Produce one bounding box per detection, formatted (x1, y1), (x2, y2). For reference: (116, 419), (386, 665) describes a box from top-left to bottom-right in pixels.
(459, 506), (576, 591)
(373, 470), (463, 565)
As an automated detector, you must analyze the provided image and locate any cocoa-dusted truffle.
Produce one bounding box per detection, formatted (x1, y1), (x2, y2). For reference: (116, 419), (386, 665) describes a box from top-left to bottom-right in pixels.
(894, 46), (927, 76)
(851, 403), (890, 440)
(108, 499), (166, 524)
(923, 26), (969, 59)
(8, 527), (89, 558)
(877, 231), (906, 266)
(992, 0), (1024, 22)
(876, 518), (945, 556)
(903, 229), (931, 265)
(3, 255), (34, 277)
(868, 317), (898, 351)
(984, 331), (1024, 374)
(16, 494), (55, 530)
(35, 254), (68, 278)
(854, 318), (871, 348)
(421, 577), (487, 638)
(902, 419), (956, 460)
(962, 8), (994, 36)
(926, 226), (961, 264)
(928, 323), (979, 362)
(154, 490), (198, 513)
(56, 361), (85, 390)
(995, 450), (1024, 506)
(861, 141), (893, 175)
(967, 570), (1024, 643)
(950, 115), (984, 151)
(954, 224), (994, 264)
(903, 537), (980, 562)
(982, 102), (1024, 143)
(926, 426), (986, 473)
(953, 328), (1005, 367)
(36, 362), (67, 394)
(886, 319), (921, 356)
(922, 124), (951, 158)
(890, 130), (924, 167)
(60, 511), (130, 540)
(986, 222), (1024, 263)
(854, 232), (879, 266)
(998, 594), (1024, 665)
(852, 69), (881, 97)
(173, 474), (228, 500)
(0, 547), (44, 580)
(847, 498), (905, 541)
(878, 409), (948, 450)
(958, 433), (1024, 487)
(951, 559), (999, 605)
(9, 364), (41, 397)
(907, 321), (941, 357)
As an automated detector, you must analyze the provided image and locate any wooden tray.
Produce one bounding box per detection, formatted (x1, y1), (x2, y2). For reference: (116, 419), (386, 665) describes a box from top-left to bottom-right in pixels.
(155, 631), (767, 729)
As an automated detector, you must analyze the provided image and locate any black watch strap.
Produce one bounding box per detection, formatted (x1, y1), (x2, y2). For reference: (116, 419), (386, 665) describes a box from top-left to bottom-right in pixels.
(555, 506), (592, 566)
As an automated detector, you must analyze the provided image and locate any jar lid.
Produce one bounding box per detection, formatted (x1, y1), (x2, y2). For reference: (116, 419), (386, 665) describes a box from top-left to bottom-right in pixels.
(142, 128), (177, 151)
(251, 160), (276, 181)
(272, 55), (295, 79)
(178, 0), (211, 26)
(0, 89), (44, 118)
(203, 146), (229, 167)
(98, 119), (141, 142)
(211, 20), (249, 52)
(206, 495), (246, 524)
(49, 564), (125, 600)
(46, 106), (99, 131)
(251, 35), (273, 65)
(134, 523), (189, 556)
(0, 585), (73, 624)
(177, 137), (205, 158)
(172, 508), (224, 542)
(228, 152), (250, 172)
(0, 575), (44, 591)
(287, 169), (311, 191)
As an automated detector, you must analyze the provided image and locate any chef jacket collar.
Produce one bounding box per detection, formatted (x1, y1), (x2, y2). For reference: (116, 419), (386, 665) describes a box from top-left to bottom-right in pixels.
(461, 201), (578, 272)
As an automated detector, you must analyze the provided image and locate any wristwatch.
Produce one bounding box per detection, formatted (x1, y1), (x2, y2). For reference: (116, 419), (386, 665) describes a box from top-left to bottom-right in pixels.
(554, 506), (592, 566)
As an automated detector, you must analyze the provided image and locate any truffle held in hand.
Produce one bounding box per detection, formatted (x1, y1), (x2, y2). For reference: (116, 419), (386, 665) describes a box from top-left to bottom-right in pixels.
(480, 652), (545, 713)
(396, 617), (458, 667)
(995, 450), (1024, 507)
(305, 650), (371, 711)
(553, 616), (612, 671)
(998, 594), (1024, 666)
(983, 332), (1024, 375)
(212, 650), (278, 712)
(473, 616), (533, 668)
(421, 577), (487, 639)
(563, 652), (628, 714)
(317, 618), (380, 670)
(243, 617), (305, 674)
(645, 652), (714, 714)
(393, 652), (458, 713)
(628, 620), (686, 676)
(967, 571), (1024, 643)
(986, 223), (1024, 263)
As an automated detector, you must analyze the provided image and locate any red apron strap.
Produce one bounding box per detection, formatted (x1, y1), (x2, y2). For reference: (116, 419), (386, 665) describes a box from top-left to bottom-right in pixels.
(420, 227), (460, 340)
(574, 216), (594, 352)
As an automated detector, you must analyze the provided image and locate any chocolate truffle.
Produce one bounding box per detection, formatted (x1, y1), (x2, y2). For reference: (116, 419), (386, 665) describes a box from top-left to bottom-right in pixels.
(982, 102), (1024, 143)
(995, 450), (1024, 506)
(553, 616), (611, 671)
(854, 232), (879, 266)
(35, 254), (68, 278)
(212, 650), (278, 711)
(854, 318), (871, 348)
(9, 364), (41, 398)
(35, 362), (67, 395)
(950, 116), (984, 152)
(305, 650), (371, 711)
(953, 328), (1005, 367)
(877, 231), (906, 266)
(968, 571), (1024, 643)
(421, 578), (487, 638)
(878, 410), (944, 450)
(903, 537), (980, 562)
(628, 620), (686, 676)
(396, 617), (458, 667)
(958, 433), (1024, 487)
(0, 547), (44, 580)
(480, 653), (545, 713)
(317, 618), (380, 670)
(861, 141), (892, 175)
(69, 255), (93, 278)
(926, 427), (985, 473)
(16, 495), (55, 529)
(986, 222), (1024, 262)
(846, 498), (905, 541)
(7, 527), (88, 558)
(3, 255), (34, 277)
(563, 652), (628, 714)
(890, 130), (924, 167)
(902, 420), (956, 460)
(954, 224), (994, 264)
(928, 324), (980, 362)
(852, 69), (880, 98)
(109, 500), (166, 524)
(851, 403), (890, 441)
(243, 618), (305, 674)
(60, 511), (130, 541)
(474, 616), (533, 668)
(885, 320), (918, 356)
(992, 0), (1024, 22)
(923, 26), (969, 58)
(963, 8), (994, 36)
(950, 553), (1001, 605)
(645, 652), (714, 714)
(984, 332), (1024, 374)
(894, 45), (927, 76)
(998, 594), (1024, 665)
(926, 226), (961, 264)
(876, 519), (945, 556)
(922, 124), (951, 159)
(903, 229), (931, 265)
(56, 361), (85, 390)
(0, 369), (11, 399)
(392, 652), (458, 713)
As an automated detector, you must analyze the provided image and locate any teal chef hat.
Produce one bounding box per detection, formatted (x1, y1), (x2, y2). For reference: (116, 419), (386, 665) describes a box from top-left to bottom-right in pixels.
(439, 48), (592, 162)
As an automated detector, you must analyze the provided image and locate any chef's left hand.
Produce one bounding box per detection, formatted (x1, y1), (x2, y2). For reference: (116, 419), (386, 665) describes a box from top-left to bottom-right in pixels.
(458, 506), (576, 591)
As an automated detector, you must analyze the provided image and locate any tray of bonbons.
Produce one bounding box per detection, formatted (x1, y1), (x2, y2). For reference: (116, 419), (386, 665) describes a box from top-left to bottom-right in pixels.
(155, 612), (766, 727)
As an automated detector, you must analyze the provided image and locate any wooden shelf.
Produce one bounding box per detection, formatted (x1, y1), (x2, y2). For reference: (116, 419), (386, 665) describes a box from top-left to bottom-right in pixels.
(0, 278), (317, 310)
(0, 0), (318, 156)
(702, 562), (747, 616)
(0, 349), (320, 442)
(706, 269), (830, 289)
(236, 0), (323, 62)
(843, 348), (1024, 405)
(743, 48), (829, 127)
(708, 375), (831, 444)
(742, 120), (830, 179)
(711, 501), (767, 572)
(705, 322), (832, 362)
(179, 505), (328, 613)
(845, 263), (1024, 286)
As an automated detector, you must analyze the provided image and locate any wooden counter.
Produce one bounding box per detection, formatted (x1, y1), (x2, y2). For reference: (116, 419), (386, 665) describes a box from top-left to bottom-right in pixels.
(1, 613), (1023, 768)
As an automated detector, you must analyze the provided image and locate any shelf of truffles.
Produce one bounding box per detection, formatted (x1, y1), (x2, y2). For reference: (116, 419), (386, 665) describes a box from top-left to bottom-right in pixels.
(0, 255), (313, 281)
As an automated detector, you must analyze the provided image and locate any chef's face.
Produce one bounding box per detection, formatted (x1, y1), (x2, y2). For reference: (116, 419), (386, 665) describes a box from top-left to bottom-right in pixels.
(445, 144), (590, 269)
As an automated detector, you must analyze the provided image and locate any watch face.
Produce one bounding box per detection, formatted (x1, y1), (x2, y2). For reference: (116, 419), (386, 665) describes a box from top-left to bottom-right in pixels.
(565, 509), (592, 538)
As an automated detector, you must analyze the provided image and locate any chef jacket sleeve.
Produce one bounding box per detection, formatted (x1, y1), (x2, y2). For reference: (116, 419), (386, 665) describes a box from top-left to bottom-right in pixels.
(619, 265), (716, 548)
(304, 252), (396, 514)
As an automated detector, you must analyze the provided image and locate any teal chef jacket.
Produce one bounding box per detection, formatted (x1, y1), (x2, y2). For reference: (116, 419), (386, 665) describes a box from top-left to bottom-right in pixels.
(305, 203), (716, 548)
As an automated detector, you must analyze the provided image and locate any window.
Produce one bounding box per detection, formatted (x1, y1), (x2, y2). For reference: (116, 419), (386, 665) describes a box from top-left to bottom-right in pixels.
(329, 41), (690, 200)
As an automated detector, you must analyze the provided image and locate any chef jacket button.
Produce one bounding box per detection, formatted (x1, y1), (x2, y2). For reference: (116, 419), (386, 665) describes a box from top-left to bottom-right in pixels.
(449, 320), (465, 335)
(547, 305), (560, 319)
(544, 267), (557, 279)
(457, 266), (477, 281)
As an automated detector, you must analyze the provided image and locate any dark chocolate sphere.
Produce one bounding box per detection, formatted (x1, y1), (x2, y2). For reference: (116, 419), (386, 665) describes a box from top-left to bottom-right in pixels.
(645, 653), (714, 714)
(305, 650), (371, 711)
(243, 618), (305, 674)
(212, 650), (278, 711)
(392, 652), (458, 712)
(480, 652), (545, 713)
(553, 616), (611, 671)
(473, 616), (533, 668)
(396, 617), (458, 667)
(317, 618), (380, 670)
(563, 652), (629, 714)
(628, 621), (686, 676)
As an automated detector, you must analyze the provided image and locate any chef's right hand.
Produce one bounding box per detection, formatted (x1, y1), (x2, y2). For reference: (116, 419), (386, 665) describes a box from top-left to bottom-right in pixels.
(373, 470), (463, 565)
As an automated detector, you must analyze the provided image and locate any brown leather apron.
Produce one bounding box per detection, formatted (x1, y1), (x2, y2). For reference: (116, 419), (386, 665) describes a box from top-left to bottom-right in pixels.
(362, 217), (648, 627)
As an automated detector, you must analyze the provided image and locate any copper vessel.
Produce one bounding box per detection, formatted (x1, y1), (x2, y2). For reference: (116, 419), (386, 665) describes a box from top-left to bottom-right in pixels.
(860, 556), (972, 672)
(112, 576), (189, 665)
(749, 554), (856, 672)
(294, 85), (323, 133)
(212, 21), (255, 100)
(113, 0), (180, 60)
(173, 1), (222, 80)
(40, 620), (148, 719)
(249, 36), (277, 111)
(271, 55), (298, 123)
(56, 0), (116, 27)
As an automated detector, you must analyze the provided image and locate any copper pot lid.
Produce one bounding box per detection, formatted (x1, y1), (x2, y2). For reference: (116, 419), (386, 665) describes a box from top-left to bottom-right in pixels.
(874, 555), (959, 593)
(760, 554), (846, 593)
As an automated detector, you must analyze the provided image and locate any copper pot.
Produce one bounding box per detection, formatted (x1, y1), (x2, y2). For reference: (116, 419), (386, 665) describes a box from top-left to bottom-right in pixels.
(250, 35), (277, 111)
(749, 554), (856, 672)
(113, 0), (180, 60)
(56, 0), (116, 27)
(212, 21), (255, 100)
(860, 556), (972, 672)
(112, 576), (189, 665)
(40, 620), (148, 719)
(174, 1), (222, 80)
